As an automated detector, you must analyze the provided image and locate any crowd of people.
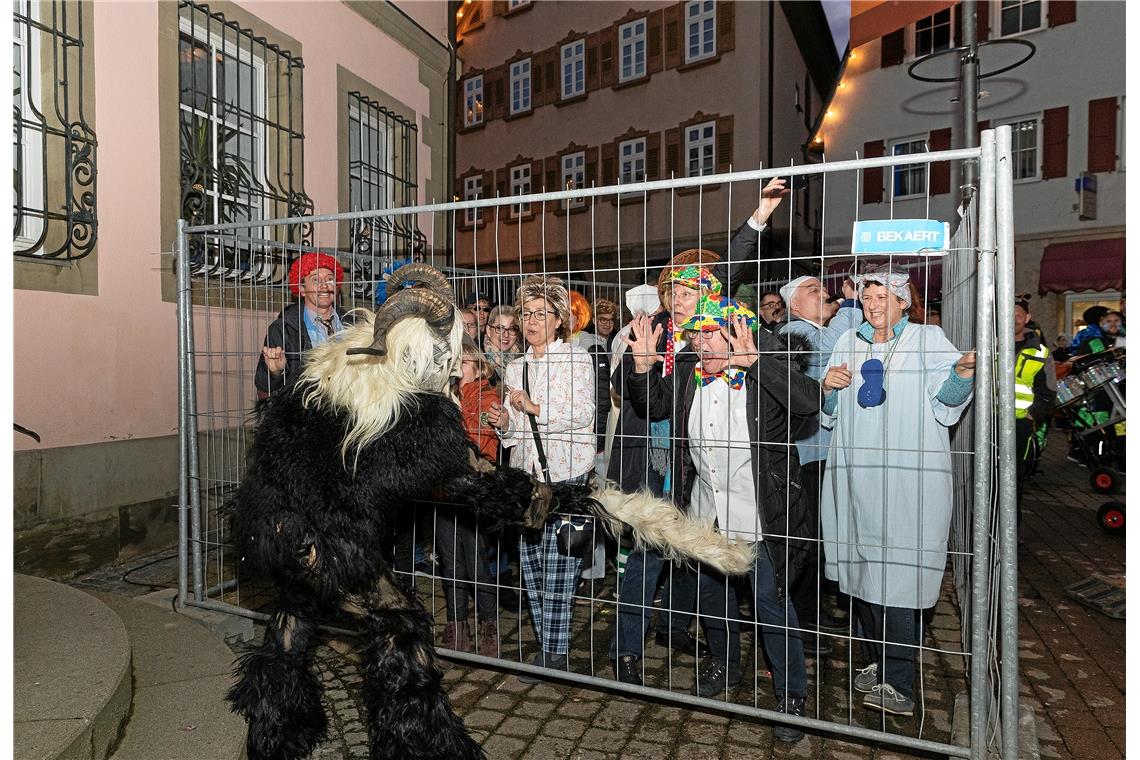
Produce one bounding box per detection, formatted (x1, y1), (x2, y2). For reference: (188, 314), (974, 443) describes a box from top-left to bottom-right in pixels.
(252, 179), (997, 742)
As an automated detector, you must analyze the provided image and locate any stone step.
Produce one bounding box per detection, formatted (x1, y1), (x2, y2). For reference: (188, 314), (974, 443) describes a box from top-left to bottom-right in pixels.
(14, 574), (132, 760)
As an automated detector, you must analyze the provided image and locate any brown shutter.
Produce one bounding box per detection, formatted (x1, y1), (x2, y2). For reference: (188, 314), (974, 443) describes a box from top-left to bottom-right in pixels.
(977, 0), (990, 41)
(716, 114), (734, 173)
(863, 140), (885, 204)
(545, 58), (556, 104)
(717, 0), (735, 55)
(648, 10), (664, 73)
(880, 29), (904, 68)
(531, 159), (544, 201)
(491, 1), (508, 16)
(481, 170), (495, 202)
(646, 131), (661, 180)
(1043, 106), (1069, 179)
(584, 146), (599, 186)
(532, 59), (543, 99)
(545, 155), (559, 193)
(665, 126), (682, 177)
(586, 33), (601, 92)
(493, 70), (507, 120)
(600, 26), (617, 88)
(1049, 0), (1076, 27)
(495, 167), (507, 199)
(602, 141), (617, 185)
(1088, 98), (1118, 173)
(929, 127), (952, 195)
(664, 3), (682, 69)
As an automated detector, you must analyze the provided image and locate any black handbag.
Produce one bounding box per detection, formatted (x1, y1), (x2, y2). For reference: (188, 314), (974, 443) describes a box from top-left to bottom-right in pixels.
(523, 364), (596, 560)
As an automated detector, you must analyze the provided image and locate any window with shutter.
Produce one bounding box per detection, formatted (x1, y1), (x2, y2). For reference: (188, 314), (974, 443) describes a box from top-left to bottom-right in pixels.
(684, 1), (716, 63)
(716, 115), (733, 172)
(685, 121), (715, 177)
(881, 28), (904, 67)
(996, 116), (1041, 181)
(889, 137), (927, 198)
(1000, 0), (1043, 36)
(1042, 106), (1069, 179)
(1088, 98), (1118, 173)
(929, 127), (952, 194)
(716, 0), (734, 55)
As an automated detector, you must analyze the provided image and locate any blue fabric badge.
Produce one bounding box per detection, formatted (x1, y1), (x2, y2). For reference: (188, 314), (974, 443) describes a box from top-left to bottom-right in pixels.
(857, 358), (886, 408)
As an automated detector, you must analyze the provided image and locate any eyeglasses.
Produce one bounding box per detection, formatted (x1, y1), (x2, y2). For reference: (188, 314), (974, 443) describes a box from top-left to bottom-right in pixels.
(471, 305), (491, 312)
(462, 321), (477, 329)
(759, 301), (784, 310)
(520, 309), (551, 322)
(488, 325), (518, 334)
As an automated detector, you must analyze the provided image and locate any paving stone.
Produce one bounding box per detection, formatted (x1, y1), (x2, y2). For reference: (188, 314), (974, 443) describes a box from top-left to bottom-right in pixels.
(578, 726), (628, 750)
(480, 734), (529, 758)
(462, 708), (506, 730)
(540, 717), (589, 740)
(520, 736), (576, 759)
(497, 715), (542, 738)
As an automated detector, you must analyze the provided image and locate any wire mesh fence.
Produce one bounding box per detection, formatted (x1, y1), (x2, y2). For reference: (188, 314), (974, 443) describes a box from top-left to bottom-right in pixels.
(175, 130), (1017, 757)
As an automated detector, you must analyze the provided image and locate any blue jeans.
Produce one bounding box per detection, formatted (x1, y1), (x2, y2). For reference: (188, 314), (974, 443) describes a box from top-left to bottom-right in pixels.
(698, 546), (807, 699)
(608, 548), (697, 661)
(854, 599), (919, 699)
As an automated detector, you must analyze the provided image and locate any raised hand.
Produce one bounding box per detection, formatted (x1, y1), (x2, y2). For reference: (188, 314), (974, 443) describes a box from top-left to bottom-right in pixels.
(955, 351), (977, 379)
(751, 177), (791, 226)
(822, 362), (852, 392)
(620, 314), (664, 373)
(726, 314), (759, 368)
(261, 346), (286, 375)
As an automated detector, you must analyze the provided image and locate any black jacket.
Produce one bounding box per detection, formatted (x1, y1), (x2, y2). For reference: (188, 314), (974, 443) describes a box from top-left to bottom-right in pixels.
(625, 329), (820, 593)
(254, 302), (351, 397)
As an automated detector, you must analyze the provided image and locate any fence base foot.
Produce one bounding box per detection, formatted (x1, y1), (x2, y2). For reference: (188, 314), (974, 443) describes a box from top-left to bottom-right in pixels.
(139, 588), (255, 645)
(951, 691), (1040, 759)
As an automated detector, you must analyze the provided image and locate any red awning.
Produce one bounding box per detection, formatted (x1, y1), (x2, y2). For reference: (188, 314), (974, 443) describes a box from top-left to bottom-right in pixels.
(1038, 238), (1125, 295)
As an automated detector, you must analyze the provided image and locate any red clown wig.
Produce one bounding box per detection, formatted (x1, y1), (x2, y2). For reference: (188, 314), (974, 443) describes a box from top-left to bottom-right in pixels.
(288, 252), (345, 296)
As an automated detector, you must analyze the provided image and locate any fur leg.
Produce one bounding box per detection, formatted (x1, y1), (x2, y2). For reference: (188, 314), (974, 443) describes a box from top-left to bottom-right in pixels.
(227, 604), (328, 760)
(351, 566), (485, 760)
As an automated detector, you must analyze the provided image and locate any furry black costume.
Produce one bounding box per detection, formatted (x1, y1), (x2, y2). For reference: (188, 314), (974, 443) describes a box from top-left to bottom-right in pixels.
(226, 264), (754, 760)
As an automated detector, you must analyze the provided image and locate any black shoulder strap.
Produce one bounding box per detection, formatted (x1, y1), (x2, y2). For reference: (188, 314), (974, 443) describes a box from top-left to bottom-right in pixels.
(523, 363), (551, 484)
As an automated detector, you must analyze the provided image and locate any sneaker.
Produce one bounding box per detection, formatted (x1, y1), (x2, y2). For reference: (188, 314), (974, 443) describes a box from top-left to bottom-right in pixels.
(863, 683), (915, 716)
(691, 658), (743, 697)
(517, 651), (567, 684)
(853, 663), (878, 693)
(612, 655), (643, 685)
(772, 695), (806, 743)
(654, 629), (711, 659)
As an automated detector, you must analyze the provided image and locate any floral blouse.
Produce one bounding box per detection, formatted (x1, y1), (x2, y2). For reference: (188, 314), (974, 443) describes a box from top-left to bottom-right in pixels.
(499, 339), (595, 482)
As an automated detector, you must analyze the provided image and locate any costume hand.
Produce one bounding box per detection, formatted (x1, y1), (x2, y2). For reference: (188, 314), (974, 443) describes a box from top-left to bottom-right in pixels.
(822, 363), (852, 391)
(620, 314), (664, 373)
(262, 346), (286, 374)
(955, 351), (977, 379)
(726, 314), (759, 368)
(750, 177), (790, 226)
(509, 388), (539, 416)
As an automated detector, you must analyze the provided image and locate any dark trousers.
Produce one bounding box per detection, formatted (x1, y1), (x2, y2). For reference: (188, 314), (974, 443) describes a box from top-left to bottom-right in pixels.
(608, 548), (698, 660)
(434, 511), (498, 624)
(854, 599), (919, 698)
(792, 460), (825, 625)
(698, 547), (807, 699)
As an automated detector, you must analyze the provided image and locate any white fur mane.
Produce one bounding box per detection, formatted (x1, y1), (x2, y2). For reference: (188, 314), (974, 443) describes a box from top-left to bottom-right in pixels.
(298, 308), (463, 465)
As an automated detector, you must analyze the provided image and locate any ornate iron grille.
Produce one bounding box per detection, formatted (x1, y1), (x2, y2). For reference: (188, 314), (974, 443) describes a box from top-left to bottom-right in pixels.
(346, 91), (425, 303)
(178, 0), (313, 283)
(13, 0), (98, 261)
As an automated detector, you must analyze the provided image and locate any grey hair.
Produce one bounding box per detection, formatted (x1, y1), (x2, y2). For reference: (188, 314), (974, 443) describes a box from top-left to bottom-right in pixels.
(515, 275), (571, 341)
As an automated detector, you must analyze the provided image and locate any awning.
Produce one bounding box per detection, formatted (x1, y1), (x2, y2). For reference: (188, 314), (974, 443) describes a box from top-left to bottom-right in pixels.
(850, 1), (956, 50)
(1038, 238), (1125, 295)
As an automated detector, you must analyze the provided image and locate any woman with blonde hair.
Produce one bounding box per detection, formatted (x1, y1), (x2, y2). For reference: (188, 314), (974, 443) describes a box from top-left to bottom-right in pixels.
(483, 304), (522, 380)
(487, 275), (596, 680)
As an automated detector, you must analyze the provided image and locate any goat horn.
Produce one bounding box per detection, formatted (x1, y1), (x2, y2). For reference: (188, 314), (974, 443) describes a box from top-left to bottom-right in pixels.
(386, 263), (454, 301)
(346, 287), (455, 357)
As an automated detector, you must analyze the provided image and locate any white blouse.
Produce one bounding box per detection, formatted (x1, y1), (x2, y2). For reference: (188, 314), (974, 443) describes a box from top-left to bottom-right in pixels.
(499, 339), (596, 482)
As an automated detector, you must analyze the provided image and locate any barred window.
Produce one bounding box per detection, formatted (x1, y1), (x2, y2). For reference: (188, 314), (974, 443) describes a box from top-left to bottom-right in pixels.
(178, 0), (312, 280)
(13, 0), (97, 261)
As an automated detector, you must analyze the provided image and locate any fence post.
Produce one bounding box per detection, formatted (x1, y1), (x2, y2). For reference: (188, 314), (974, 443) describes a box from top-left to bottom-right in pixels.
(175, 219), (190, 610)
(968, 129), (997, 758)
(994, 124), (1020, 758)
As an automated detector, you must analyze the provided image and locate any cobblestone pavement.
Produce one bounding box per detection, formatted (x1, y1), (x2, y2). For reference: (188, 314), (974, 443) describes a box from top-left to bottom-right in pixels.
(71, 433), (1124, 759)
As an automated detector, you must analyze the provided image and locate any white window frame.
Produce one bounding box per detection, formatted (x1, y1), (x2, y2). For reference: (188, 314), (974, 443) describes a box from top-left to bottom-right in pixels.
(619, 138), (647, 186)
(464, 175), (482, 224)
(14, 0), (45, 252)
(510, 58), (531, 115)
(561, 151), (585, 209)
(910, 6), (954, 60)
(995, 114), (1042, 183)
(178, 16), (268, 228)
(509, 0), (531, 9)
(889, 136), (928, 200)
(510, 164), (531, 217)
(561, 40), (586, 100)
(684, 1), (717, 64)
(463, 75), (483, 127)
(348, 105), (395, 211)
(619, 19), (647, 83)
(685, 121), (715, 178)
(996, 0), (1045, 38)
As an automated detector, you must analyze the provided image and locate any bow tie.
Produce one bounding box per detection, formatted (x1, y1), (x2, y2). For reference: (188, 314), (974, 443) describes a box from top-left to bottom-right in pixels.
(694, 366), (746, 389)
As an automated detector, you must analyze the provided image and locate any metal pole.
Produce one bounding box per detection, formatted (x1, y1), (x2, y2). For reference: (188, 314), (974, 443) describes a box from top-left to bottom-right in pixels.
(187, 271), (205, 602)
(994, 124), (1020, 758)
(968, 129), (997, 759)
(175, 219), (189, 610)
(960, 0), (979, 205)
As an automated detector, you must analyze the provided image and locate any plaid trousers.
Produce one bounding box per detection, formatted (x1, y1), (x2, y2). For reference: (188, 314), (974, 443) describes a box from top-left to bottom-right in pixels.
(519, 474), (589, 655)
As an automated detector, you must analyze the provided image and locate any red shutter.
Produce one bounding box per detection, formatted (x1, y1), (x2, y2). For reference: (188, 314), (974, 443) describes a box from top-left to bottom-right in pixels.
(1042, 106), (1069, 179)
(716, 0), (735, 55)
(665, 127), (682, 177)
(664, 3), (682, 69)
(929, 128), (952, 195)
(863, 140), (885, 204)
(880, 29), (904, 68)
(1048, 0), (1076, 27)
(646, 132), (661, 180)
(602, 141), (617, 185)
(716, 114), (734, 173)
(1088, 98), (1118, 173)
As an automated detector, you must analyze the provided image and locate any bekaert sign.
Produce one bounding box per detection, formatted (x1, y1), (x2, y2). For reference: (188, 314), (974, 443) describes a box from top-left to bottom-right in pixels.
(850, 219), (950, 256)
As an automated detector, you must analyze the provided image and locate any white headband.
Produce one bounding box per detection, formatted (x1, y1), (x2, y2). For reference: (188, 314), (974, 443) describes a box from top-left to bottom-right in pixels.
(853, 270), (912, 308)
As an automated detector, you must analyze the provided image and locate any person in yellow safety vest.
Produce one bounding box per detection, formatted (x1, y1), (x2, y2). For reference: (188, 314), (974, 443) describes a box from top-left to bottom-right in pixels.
(1013, 299), (1057, 530)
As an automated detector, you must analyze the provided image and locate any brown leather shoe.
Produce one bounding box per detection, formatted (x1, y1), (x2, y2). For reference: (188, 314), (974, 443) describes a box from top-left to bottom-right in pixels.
(442, 620), (473, 653)
(477, 621), (500, 657)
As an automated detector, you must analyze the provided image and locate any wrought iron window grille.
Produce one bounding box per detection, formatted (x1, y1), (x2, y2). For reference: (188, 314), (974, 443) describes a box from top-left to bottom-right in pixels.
(13, 0), (98, 262)
(346, 91), (424, 305)
(178, 0), (313, 284)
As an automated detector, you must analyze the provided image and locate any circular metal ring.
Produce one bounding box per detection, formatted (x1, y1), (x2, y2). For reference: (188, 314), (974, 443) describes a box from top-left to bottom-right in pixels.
(906, 38), (1036, 83)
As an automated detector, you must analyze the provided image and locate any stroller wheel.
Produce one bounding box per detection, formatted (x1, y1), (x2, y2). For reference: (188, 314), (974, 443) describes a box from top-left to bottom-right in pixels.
(1090, 467), (1122, 494)
(1097, 501), (1125, 533)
